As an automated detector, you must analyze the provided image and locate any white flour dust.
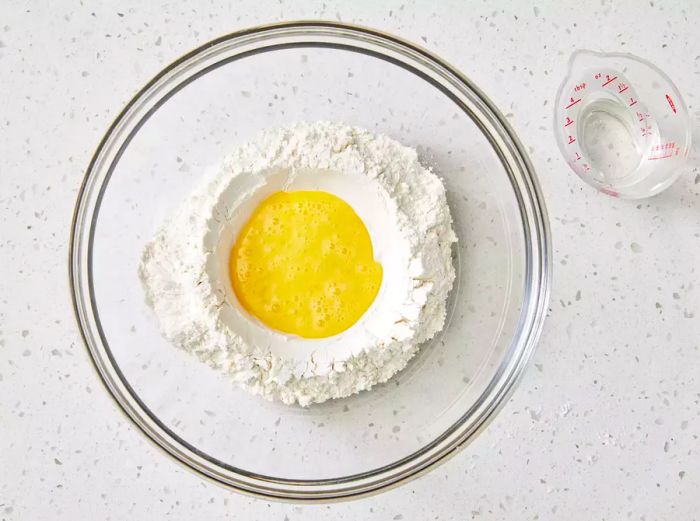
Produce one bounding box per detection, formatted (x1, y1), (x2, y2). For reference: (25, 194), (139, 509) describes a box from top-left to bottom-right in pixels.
(139, 122), (456, 406)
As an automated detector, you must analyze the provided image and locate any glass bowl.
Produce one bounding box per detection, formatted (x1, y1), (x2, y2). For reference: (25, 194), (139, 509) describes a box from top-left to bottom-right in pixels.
(70, 21), (551, 501)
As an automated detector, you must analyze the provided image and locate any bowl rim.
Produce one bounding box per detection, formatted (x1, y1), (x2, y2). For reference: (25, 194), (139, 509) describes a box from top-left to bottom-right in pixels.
(69, 20), (552, 502)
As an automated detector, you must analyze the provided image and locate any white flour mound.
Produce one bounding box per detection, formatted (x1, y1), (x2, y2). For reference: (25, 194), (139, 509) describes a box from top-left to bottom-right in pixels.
(139, 122), (456, 406)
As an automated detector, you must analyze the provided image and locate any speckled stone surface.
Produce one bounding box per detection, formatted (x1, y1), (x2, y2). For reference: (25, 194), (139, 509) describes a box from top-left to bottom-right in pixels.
(1, 1), (699, 519)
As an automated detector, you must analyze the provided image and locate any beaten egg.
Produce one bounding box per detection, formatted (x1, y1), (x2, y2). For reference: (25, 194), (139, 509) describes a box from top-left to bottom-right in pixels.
(230, 190), (383, 338)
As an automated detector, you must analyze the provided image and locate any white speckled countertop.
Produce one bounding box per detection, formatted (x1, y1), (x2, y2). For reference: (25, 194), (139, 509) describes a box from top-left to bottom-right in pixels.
(1, 1), (698, 519)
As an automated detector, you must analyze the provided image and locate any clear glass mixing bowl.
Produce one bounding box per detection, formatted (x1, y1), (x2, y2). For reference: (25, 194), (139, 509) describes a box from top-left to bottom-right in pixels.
(69, 22), (551, 501)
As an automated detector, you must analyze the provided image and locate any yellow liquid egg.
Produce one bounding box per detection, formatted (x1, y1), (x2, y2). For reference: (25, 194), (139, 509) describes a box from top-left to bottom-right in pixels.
(230, 190), (383, 339)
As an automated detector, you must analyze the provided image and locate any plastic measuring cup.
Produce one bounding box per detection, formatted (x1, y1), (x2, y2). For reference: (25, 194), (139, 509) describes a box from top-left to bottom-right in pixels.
(554, 50), (692, 198)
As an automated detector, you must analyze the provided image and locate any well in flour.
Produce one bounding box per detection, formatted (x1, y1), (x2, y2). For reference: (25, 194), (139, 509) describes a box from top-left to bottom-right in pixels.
(139, 121), (457, 406)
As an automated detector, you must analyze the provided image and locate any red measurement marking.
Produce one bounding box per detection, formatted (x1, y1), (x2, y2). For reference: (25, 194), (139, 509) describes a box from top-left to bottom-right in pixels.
(666, 94), (677, 113)
(574, 82), (587, 92)
(640, 125), (652, 137)
(601, 187), (619, 197)
(647, 154), (673, 160)
(564, 116), (574, 127)
(635, 111), (648, 122)
(629, 97), (638, 107)
(565, 97), (582, 109)
(618, 83), (629, 94)
(594, 72), (602, 80)
(567, 135), (576, 145)
(574, 152), (582, 161)
(582, 163), (591, 172)
(602, 74), (618, 87)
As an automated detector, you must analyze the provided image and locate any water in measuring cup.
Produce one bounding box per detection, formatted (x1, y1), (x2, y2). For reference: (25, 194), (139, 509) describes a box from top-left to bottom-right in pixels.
(578, 97), (644, 183)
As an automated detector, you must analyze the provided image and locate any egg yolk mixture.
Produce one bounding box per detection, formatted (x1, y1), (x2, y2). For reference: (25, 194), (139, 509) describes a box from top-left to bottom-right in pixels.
(230, 191), (383, 338)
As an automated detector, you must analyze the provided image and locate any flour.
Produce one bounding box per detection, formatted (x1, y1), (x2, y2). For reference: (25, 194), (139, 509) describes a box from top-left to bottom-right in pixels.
(139, 122), (456, 406)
